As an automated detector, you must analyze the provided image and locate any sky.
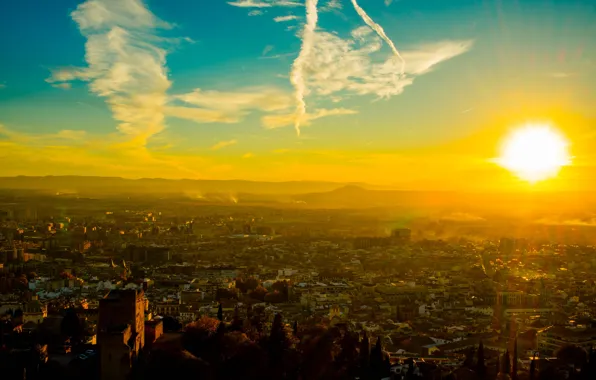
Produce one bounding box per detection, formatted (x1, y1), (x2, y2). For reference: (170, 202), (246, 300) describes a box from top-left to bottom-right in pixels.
(0, 0), (595, 190)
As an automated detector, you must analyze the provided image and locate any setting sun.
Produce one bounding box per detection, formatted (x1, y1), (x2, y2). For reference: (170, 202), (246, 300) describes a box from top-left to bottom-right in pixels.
(497, 124), (571, 183)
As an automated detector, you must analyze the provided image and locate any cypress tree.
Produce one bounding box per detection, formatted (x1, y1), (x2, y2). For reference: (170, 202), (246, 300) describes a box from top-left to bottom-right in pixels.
(512, 339), (518, 379)
(370, 336), (384, 379)
(477, 340), (486, 378)
(359, 331), (370, 377)
(217, 303), (223, 321)
(503, 350), (511, 375)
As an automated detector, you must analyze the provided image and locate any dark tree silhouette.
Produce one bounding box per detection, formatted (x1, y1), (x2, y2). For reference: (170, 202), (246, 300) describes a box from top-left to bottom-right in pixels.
(512, 338), (518, 379)
(556, 345), (588, 368)
(60, 308), (83, 344)
(370, 336), (385, 380)
(217, 303), (223, 322)
(359, 331), (370, 378)
(464, 346), (476, 368)
(230, 306), (242, 332)
(248, 286), (268, 302)
(503, 350), (511, 376)
(264, 290), (286, 304)
(477, 340), (486, 378)
(336, 331), (359, 378)
(162, 316), (183, 332)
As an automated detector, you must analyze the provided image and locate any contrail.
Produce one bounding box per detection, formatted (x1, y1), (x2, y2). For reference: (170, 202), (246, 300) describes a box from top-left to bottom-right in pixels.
(351, 0), (405, 76)
(290, 0), (319, 136)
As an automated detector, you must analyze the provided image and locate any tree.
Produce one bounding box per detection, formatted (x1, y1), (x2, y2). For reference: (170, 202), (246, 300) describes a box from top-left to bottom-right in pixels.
(61, 308), (83, 345)
(59, 271), (74, 280)
(268, 313), (289, 377)
(477, 340), (486, 378)
(162, 316), (182, 332)
(14, 274), (28, 289)
(269, 314), (288, 349)
(264, 290), (286, 304)
(337, 331), (359, 378)
(271, 281), (290, 301)
(359, 331), (370, 377)
(556, 345), (588, 368)
(182, 316), (221, 360)
(370, 336), (385, 380)
(248, 286), (268, 302)
(503, 350), (511, 376)
(464, 346), (476, 367)
(216, 288), (237, 301)
(230, 306), (243, 332)
(512, 338), (518, 379)
(217, 303), (223, 322)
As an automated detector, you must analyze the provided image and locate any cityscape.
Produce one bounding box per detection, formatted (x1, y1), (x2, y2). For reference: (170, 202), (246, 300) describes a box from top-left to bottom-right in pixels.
(1, 0), (596, 379)
(2, 179), (596, 379)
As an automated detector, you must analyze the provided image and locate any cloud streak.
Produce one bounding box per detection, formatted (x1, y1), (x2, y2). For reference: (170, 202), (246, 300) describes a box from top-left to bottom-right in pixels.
(228, 0), (302, 8)
(262, 107), (357, 129)
(351, 0), (405, 76)
(302, 27), (472, 99)
(211, 139), (238, 150)
(290, 0), (319, 136)
(168, 86), (294, 124)
(274, 15), (301, 22)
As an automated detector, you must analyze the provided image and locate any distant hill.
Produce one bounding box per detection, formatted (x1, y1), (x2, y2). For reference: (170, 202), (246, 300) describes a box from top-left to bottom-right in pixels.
(0, 176), (360, 196)
(1, 176), (595, 214)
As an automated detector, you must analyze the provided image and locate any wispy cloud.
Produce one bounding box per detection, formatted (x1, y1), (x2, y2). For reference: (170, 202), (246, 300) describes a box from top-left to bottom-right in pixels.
(262, 107), (357, 129)
(290, 0), (319, 135)
(211, 139), (238, 150)
(263, 0), (471, 134)
(384, 0), (393, 6)
(299, 26), (472, 100)
(248, 10), (264, 16)
(46, 0), (174, 146)
(56, 130), (88, 140)
(168, 86), (294, 124)
(259, 52), (296, 60)
(0, 83), (6, 89)
(321, 0), (342, 12)
(337, 32), (472, 99)
(548, 72), (575, 79)
(51, 83), (72, 90)
(0, 125), (87, 145)
(274, 14), (300, 22)
(228, 0), (302, 8)
(262, 45), (274, 56)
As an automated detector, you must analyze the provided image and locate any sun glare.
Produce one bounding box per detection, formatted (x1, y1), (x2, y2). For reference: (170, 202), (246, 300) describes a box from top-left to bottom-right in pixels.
(497, 124), (571, 183)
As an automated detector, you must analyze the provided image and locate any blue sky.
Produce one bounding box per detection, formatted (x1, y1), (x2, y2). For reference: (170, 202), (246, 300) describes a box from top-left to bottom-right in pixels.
(0, 0), (595, 187)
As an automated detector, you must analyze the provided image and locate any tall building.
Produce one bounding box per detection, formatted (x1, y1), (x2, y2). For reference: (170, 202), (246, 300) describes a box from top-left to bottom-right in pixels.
(98, 289), (145, 380)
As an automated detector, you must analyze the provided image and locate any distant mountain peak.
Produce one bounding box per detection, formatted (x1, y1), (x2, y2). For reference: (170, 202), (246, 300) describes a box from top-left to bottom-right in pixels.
(333, 184), (368, 193)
